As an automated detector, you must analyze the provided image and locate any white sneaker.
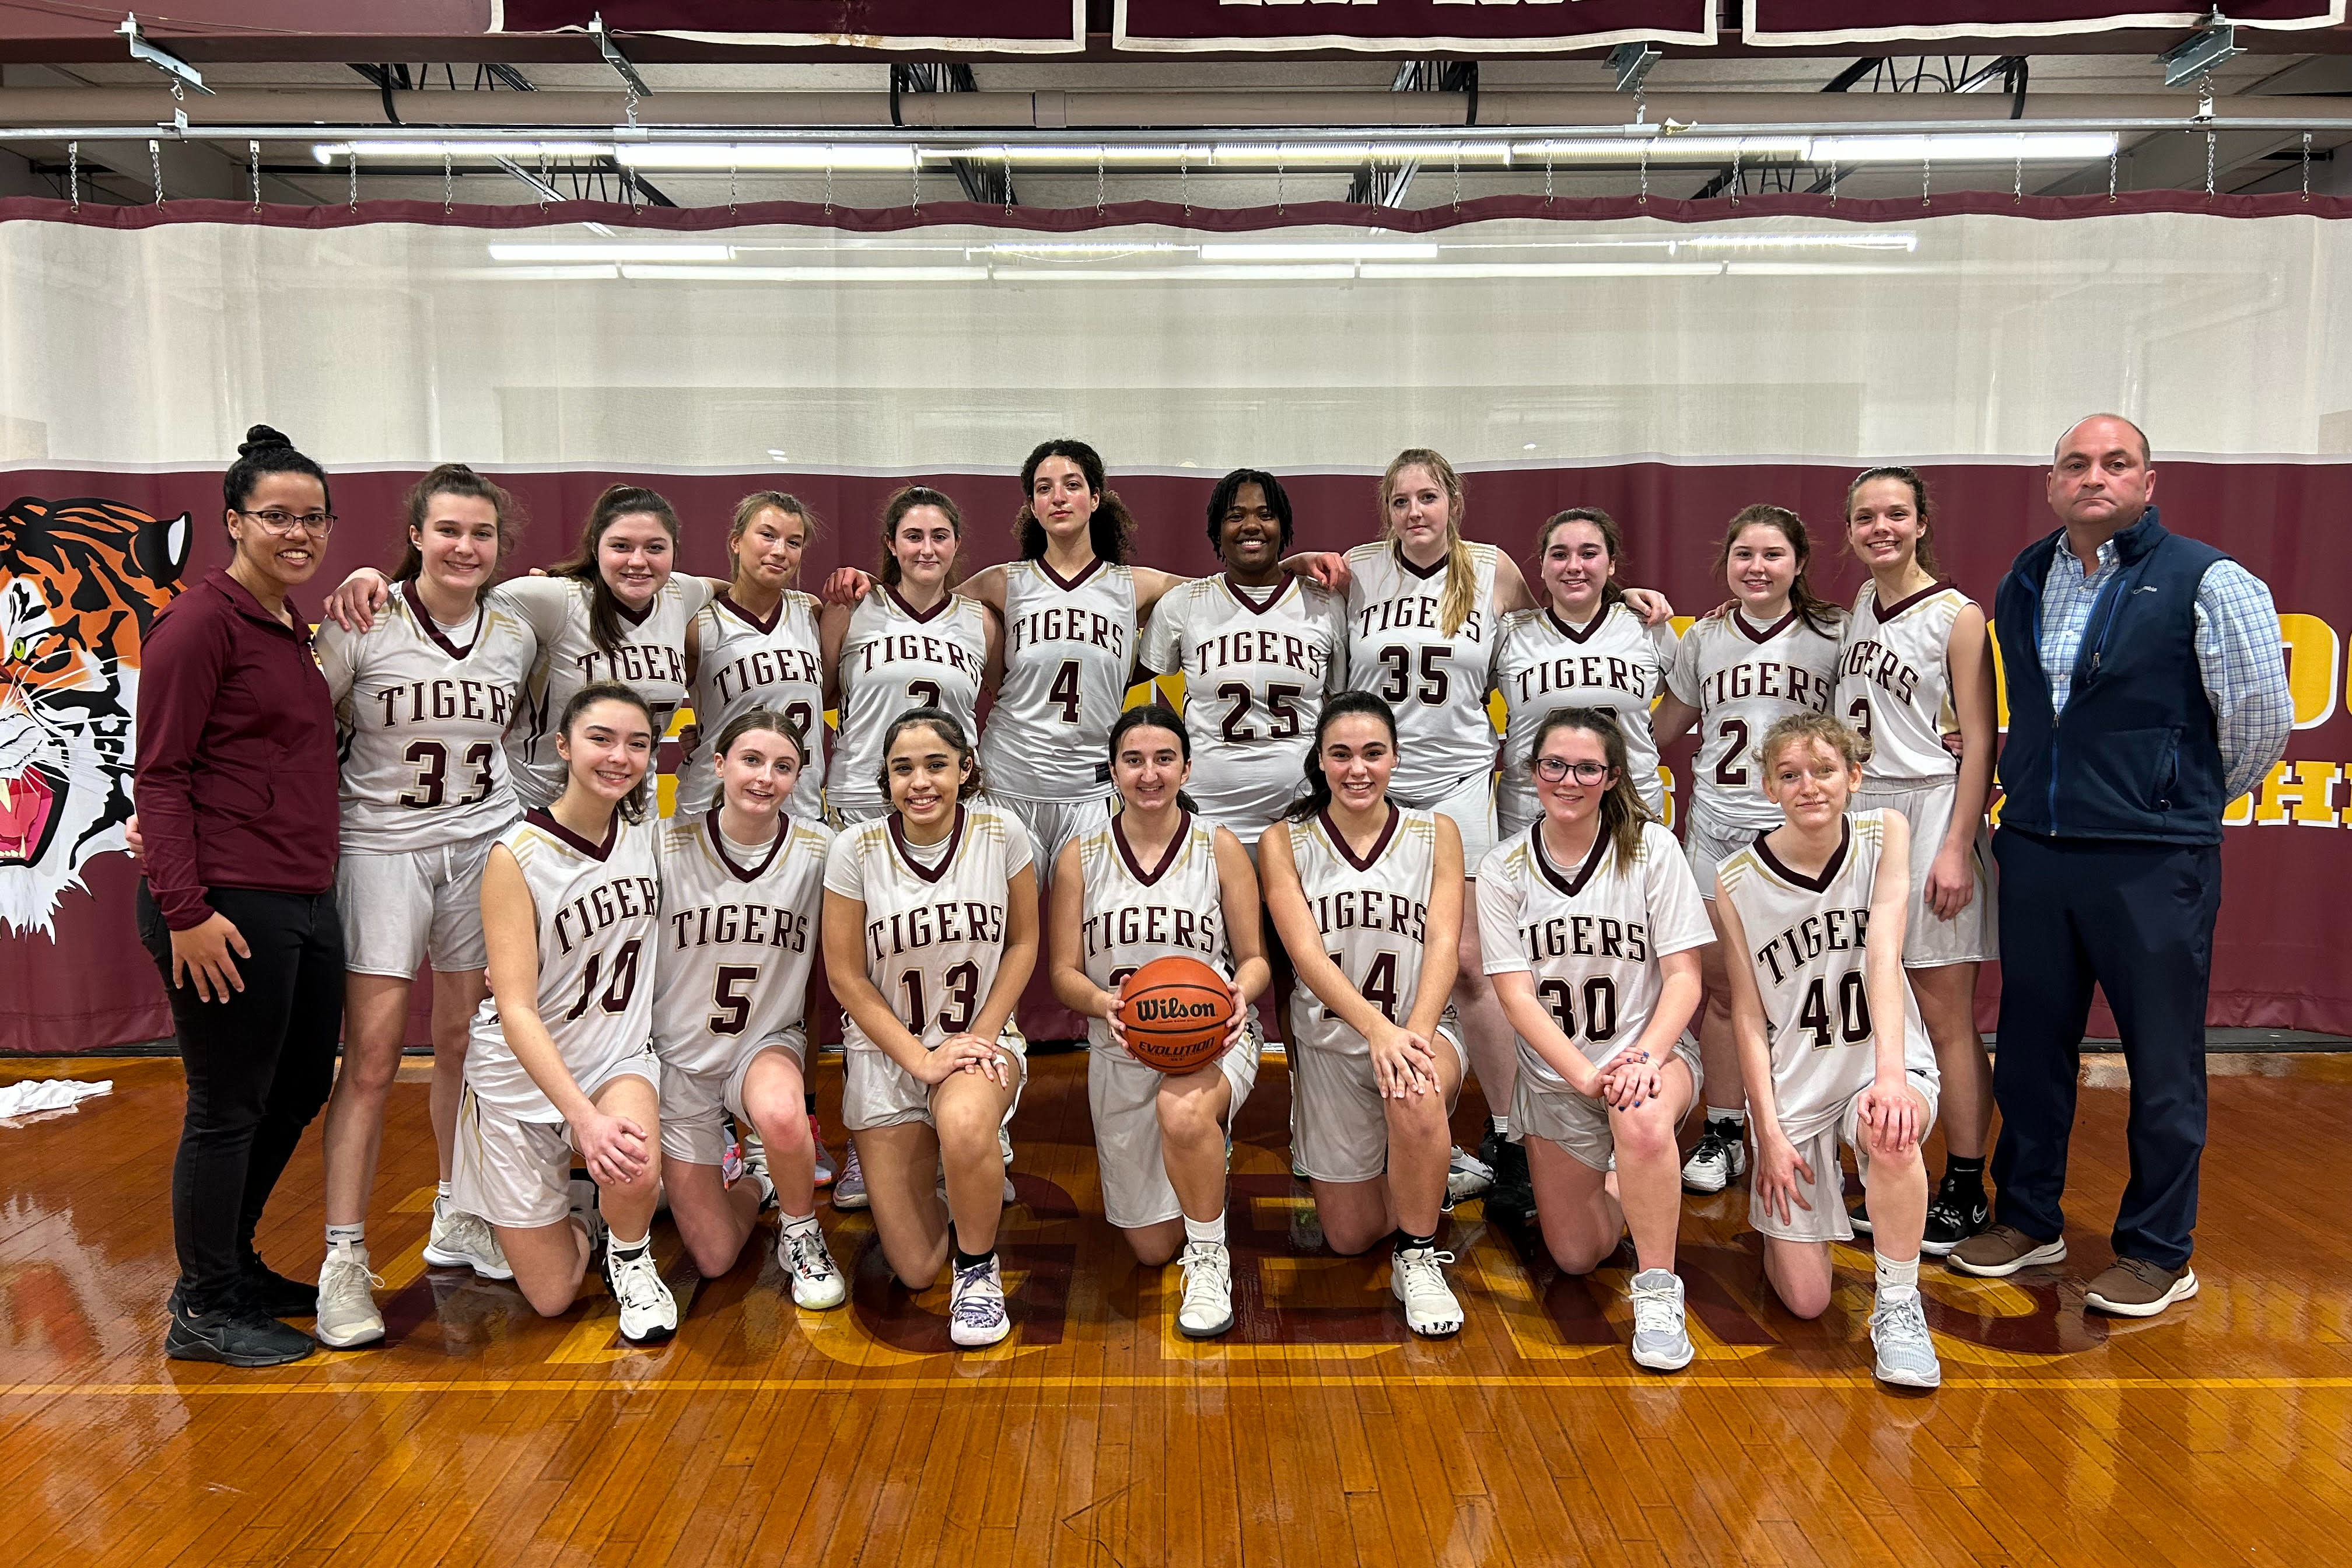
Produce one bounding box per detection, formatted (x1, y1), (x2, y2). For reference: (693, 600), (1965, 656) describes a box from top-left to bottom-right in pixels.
(832, 1143), (869, 1211)
(777, 1222), (847, 1310)
(948, 1254), (1010, 1348)
(604, 1245), (678, 1345)
(1175, 1241), (1235, 1339)
(1390, 1245), (1464, 1338)
(1629, 1268), (1694, 1371)
(1444, 1145), (1494, 1208)
(1679, 1120), (1748, 1195)
(423, 1199), (514, 1281)
(811, 1116), (836, 1188)
(1001, 1125), (1017, 1206)
(314, 1242), (386, 1349)
(1869, 1290), (1942, 1389)
(568, 1178), (607, 1263)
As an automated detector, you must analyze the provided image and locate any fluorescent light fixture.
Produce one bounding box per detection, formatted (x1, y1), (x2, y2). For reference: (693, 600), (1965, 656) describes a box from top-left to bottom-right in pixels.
(962, 144), (1207, 165)
(618, 264), (989, 281)
(1198, 242), (1440, 262)
(314, 139), (607, 163)
(991, 264), (1358, 282)
(488, 243), (732, 262)
(1510, 137), (1811, 163)
(1359, 261), (1725, 279)
(968, 242), (1189, 258)
(1812, 132), (2118, 164)
(1679, 231), (1918, 252)
(614, 144), (917, 172)
(1209, 141), (1515, 167)
(467, 264), (621, 282)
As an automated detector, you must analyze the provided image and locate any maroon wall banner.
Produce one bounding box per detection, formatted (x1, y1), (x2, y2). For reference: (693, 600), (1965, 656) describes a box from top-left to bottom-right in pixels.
(491, 0), (1087, 51)
(1113, 0), (1715, 52)
(1746, 1), (2344, 46)
(1, 457), (2342, 1054)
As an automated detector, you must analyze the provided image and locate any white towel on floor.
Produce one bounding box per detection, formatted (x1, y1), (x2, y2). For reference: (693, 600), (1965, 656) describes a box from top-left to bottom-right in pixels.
(0, 1077), (113, 1119)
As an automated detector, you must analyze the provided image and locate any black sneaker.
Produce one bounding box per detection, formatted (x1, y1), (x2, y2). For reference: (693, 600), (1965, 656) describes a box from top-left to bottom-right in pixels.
(242, 1253), (321, 1319)
(165, 1298), (315, 1367)
(1478, 1126), (1535, 1222)
(1921, 1175), (1990, 1257)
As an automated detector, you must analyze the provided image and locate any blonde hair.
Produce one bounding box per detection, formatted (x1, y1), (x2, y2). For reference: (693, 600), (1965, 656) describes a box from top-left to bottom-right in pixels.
(1380, 447), (1478, 639)
(1758, 710), (1872, 778)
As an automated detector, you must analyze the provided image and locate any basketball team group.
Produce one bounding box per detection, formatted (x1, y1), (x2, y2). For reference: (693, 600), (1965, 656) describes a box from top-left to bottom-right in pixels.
(130, 414), (2291, 1387)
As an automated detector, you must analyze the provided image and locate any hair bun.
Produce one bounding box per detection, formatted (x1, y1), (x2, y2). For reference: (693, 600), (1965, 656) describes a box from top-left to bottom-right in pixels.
(239, 424), (295, 458)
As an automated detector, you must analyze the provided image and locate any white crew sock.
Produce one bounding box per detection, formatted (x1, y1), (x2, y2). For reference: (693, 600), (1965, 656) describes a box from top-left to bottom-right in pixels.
(608, 1230), (650, 1259)
(325, 1223), (365, 1251)
(1709, 1108), (1747, 1128)
(780, 1210), (820, 1236)
(1875, 1252), (1920, 1300)
(436, 1180), (453, 1202)
(1489, 1115), (1510, 1138)
(1184, 1211), (1227, 1247)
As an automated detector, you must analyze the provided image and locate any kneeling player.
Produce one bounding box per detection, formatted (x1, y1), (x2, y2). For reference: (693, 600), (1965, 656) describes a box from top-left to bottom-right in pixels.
(1049, 706), (1269, 1338)
(1713, 712), (1942, 1389)
(1479, 708), (1712, 1373)
(654, 710), (842, 1308)
(459, 684), (676, 1343)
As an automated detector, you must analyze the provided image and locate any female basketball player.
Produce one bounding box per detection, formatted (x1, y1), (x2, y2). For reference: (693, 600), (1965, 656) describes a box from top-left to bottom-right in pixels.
(1836, 468), (1998, 1254)
(821, 709), (1039, 1348)
(1494, 509), (1678, 834)
(677, 493), (827, 821)
(1260, 692), (1469, 1339)
(1046, 705), (1270, 1339)
(309, 466), (533, 1349)
(1648, 505), (1846, 1198)
(457, 683), (675, 1344)
(1712, 712), (1943, 1388)
(1478, 709), (1713, 1373)
(326, 485), (715, 810)
(654, 710), (843, 1308)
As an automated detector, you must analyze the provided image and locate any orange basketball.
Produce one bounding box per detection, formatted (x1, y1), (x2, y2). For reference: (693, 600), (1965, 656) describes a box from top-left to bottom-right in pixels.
(1117, 954), (1236, 1074)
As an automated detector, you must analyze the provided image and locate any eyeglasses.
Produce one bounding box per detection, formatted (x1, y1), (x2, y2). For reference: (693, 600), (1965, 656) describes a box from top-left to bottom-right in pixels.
(233, 509), (338, 537)
(1533, 757), (1612, 785)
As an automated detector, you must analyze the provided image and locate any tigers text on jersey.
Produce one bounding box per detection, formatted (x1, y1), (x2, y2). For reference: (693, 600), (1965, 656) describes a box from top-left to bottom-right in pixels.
(822, 803), (1034, 1054)
(652, 809), (832, 1079)
(1074, 811), (1231, 1055)
(1837, 581), (1970, 786)
(1140, 573), (1346, 839)
(1714, 810), (1935, 1142)
(676, 590), (827, 819)
(827, 588), (991, 817)
(503, 574), (712, 810)
(978, 559), (1137, 800)
(1493, 603), (1678, 824)
(316, 581), (535, 854)
(465, 810), (662, 1123)
(1342, 541), (1502, 805)
(1664, 606), (1846, 830)
(1282, 805), (1443, 1058)
(1476, 820), (1713, 1089)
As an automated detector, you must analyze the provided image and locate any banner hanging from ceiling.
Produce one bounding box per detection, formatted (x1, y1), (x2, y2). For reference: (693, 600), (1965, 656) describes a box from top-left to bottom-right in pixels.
(489, 1), (1087, 52)
(1111, 1), (1716, 54)
(1745, 1), (2345, 46)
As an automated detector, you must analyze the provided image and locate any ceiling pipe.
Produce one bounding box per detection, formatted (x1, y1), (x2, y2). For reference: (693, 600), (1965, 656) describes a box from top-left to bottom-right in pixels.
(0, 86), (2319, 130)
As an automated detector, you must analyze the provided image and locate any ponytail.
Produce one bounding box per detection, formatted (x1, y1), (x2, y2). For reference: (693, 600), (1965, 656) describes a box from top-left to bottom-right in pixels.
(1380, 447), (1476, 638)
(1286, 691), (1399, 823)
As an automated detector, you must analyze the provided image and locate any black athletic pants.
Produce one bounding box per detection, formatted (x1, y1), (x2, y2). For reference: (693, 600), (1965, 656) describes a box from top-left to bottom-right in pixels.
(1988, 830), (2221, 1272)
(136, 883), (345, 1314)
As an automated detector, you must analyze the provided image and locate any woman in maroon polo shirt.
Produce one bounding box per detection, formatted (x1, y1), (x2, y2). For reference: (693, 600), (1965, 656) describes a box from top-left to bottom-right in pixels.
(135, 425), (345, 1367)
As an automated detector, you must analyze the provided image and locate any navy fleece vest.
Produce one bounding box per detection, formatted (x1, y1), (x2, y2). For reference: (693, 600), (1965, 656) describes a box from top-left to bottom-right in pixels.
(1993, 509), (2229, 844)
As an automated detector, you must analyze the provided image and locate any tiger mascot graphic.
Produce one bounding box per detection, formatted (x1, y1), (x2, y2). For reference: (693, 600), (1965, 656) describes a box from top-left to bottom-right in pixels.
(0, 496), (188, 936)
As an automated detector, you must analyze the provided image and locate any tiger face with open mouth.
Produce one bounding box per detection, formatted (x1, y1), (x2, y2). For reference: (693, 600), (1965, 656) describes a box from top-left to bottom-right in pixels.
(0, 495), (188, 936)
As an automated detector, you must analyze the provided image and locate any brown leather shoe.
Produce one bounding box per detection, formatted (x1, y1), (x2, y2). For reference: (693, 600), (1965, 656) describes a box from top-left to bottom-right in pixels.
(1947, 1223), (2067, 1278)
(2084, 1257), (2199, 1317)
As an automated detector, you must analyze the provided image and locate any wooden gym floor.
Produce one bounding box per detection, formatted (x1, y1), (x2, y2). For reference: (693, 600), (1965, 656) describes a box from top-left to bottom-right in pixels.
(4, 1049), (2350, 1568)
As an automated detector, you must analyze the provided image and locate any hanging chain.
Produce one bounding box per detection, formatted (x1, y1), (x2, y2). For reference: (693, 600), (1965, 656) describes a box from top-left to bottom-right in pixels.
(1543, 143), (1554, 206)
(2303, 131), (2314, 202)
(728, 159), (737, 217)
(1451, 141), (1461, 211)
(1096, 148), (1105, 218)
(2013, 150), (2024, 205)
(622, 78), (640, 128)
(1921, 149), (1933, 207)
(349, 147), (359, 211)
(540, 148), (554, 210)
(629, 166), (642, 216)
(1276, 155), (1285, 215)
(68, 139), (79, 213)
(1638, 140), (1650, 205)
(148, 139), (164, 204)
(1003, 150), (1013, 219)
(444, 150), (455, 216)
(1829, 158), (1840, 204)
(2204, 129), (2218, 198)
(2108, 145), (2119, 203)
(250, 140), (262, 212)
(1180, 148), (1190, 219)
(824, 158), (834, 218)
(1730, 146), (1742, 206)
(910, 152), (919, 213)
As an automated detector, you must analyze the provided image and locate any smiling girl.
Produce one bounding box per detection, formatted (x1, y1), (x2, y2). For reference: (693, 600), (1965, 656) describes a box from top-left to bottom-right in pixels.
(677, 493), (828, 822)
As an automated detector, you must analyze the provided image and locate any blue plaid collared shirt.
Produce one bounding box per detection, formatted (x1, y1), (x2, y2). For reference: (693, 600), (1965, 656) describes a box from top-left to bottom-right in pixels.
(2038, 531), (2292, 803)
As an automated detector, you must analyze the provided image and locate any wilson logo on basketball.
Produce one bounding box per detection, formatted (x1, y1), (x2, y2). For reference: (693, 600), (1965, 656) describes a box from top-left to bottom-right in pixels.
(1135, 996), (1220, 1023)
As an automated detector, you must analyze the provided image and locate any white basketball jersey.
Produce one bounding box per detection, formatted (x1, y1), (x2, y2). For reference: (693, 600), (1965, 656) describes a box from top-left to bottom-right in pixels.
(652, 809), (832, 1079)
(1714, 810), (1936, 1142)
(1664, 607), (1845, 830)
(676, 590), (827, 819)
(316, 582), (534, 854)
(977, 559), (1138, 800)
(1837, 582), (1969, 787)
(1282, 806), (1442, 1058)
(466, 810), (662, 1123)
(1493, 603), (1678, 825)
(1074, 811), (1231, 1055)
(503, 574), (708, 810)
(827, 588), (991, 818)
(822, 803), (1034, 1054)
(1475, 820), (1713, 1090)
(1341, 540), (1502, 806)
(1140, 573), (1348, 842)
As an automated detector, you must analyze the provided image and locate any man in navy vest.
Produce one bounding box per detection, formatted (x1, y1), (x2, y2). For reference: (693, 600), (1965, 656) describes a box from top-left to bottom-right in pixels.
(1950, 415), (2289, 1315)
